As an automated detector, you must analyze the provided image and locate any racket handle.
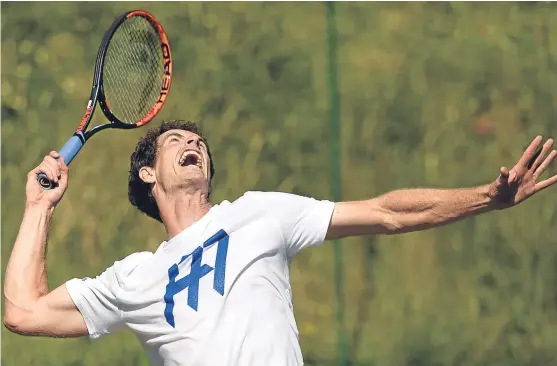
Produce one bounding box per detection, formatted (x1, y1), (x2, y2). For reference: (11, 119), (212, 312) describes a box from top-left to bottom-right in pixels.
(38, 135), (85, 190)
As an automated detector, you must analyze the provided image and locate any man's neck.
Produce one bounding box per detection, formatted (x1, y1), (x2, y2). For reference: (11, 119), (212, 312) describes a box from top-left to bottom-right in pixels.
(158, 191), (213, 239)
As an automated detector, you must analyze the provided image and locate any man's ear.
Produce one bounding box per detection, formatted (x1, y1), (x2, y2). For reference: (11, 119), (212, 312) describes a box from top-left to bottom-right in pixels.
(139, 166), (156, 184)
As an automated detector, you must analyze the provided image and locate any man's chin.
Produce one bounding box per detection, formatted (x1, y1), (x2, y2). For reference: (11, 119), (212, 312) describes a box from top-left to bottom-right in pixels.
(177, 176), (209, 190)
(181, 171), (206, 181)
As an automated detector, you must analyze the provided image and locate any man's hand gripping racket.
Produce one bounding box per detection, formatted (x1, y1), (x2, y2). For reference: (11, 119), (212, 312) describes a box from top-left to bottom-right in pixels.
(37, 10), (172, 190)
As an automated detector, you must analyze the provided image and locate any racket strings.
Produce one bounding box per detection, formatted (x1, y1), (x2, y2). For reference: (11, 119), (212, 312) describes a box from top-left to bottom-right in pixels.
(121, 27), (159, 114)
(108, 18), (161, 120)
(109, 18), (160, 117)
(103, 15), (164, 124)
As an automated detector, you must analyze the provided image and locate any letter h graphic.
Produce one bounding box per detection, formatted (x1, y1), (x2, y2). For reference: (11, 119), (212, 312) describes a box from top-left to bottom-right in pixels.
(164, 229), (229, 327)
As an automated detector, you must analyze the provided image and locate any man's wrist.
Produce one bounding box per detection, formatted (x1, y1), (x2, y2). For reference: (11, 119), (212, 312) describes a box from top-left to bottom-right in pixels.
(476, 184), (496, 211)
(25, 201), (55, 215)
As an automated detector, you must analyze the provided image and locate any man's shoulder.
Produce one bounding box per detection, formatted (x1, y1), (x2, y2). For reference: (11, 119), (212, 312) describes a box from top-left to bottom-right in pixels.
(68, 251), (153, 294)
(232, 191), (301, 204)
(110, 251), (153, 278)
(215, 191), (289, 220)
(230, 191), (328, 208)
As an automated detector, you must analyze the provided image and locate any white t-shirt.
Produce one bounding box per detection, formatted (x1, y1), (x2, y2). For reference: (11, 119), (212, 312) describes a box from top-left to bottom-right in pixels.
(66, 191), (335, 366)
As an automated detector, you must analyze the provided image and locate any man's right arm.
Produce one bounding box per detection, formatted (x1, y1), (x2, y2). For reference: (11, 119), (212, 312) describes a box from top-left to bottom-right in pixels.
(4, 281), (88, 338)
(3, 152), (88, 337)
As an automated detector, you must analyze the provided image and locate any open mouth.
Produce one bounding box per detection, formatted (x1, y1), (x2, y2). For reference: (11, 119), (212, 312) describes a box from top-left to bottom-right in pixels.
(179, 150), (203, 169)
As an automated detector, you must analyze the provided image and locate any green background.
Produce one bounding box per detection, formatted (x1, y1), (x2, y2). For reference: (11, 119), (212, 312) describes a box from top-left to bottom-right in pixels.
(2, 2), (557, 365)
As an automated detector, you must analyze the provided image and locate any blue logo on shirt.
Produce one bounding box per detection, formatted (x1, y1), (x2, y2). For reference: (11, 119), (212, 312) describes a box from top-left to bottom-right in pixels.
(164, 229), (229, 327)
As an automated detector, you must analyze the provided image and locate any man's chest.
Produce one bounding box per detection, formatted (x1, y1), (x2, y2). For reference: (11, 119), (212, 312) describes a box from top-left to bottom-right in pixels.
(122, 220), (288, 331)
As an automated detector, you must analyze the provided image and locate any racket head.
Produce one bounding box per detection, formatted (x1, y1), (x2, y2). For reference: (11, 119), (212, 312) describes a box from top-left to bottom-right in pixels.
(38, 11), (172, 190)
(93, 10), (173, 133)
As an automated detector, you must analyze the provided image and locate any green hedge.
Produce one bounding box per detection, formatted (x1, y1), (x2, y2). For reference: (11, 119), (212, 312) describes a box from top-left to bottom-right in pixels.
(2, 2), (557, 365)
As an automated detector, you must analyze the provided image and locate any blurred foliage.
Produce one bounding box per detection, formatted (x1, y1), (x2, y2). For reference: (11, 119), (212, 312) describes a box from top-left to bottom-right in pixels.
(2, 2), (557, 365)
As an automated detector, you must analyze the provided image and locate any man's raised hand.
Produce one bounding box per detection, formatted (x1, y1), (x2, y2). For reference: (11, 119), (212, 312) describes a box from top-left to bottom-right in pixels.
(489, 136), (557, 209)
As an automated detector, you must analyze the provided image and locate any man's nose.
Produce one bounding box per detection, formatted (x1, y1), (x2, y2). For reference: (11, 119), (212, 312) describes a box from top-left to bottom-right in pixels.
(186, 138), (200, 147)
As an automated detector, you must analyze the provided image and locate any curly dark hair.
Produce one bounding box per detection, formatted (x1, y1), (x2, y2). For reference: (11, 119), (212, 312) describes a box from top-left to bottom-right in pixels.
(128, 120), (215, 222)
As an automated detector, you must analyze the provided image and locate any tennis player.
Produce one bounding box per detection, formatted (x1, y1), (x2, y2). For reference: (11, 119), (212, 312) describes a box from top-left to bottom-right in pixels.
(4, 120), (556, 365)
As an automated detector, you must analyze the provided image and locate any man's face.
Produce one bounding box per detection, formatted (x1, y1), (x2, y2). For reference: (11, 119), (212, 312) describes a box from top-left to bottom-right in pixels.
(141, 129), (211, 195)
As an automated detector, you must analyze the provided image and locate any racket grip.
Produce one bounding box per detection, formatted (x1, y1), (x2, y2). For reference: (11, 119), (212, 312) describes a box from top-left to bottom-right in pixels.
(38, 135), (85, 190)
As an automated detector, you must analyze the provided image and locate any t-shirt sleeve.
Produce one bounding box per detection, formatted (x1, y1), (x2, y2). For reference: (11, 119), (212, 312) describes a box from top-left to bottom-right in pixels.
(246, 191), (335, 259)
(65, 252), (151, 339)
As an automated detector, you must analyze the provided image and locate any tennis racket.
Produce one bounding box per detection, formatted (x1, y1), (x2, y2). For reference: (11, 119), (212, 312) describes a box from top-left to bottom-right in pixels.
(38, 10), (172, 189)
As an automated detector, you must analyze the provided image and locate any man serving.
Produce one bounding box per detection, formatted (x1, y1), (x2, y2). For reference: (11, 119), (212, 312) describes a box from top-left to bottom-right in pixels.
(4, 120), (556, 365)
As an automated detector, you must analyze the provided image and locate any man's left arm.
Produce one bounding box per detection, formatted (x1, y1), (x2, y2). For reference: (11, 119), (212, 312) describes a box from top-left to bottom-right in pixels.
(327, 185), (492, 239)
(327, 136), (557, 240)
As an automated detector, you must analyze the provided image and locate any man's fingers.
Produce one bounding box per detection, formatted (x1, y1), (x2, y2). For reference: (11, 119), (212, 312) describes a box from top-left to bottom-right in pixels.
(58, 156), (68, 171)
(498, 166), (509, 184)
(527, 148), (542, 170)
(534, 150), (557, 179)
(519, 135), (543, 168)
(535, 173), (557, 192)
(39, 155), (61, 183)
(36, 164), (57, 183)
(530, 139), (554, 171)
(58, 157), (69, 187)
